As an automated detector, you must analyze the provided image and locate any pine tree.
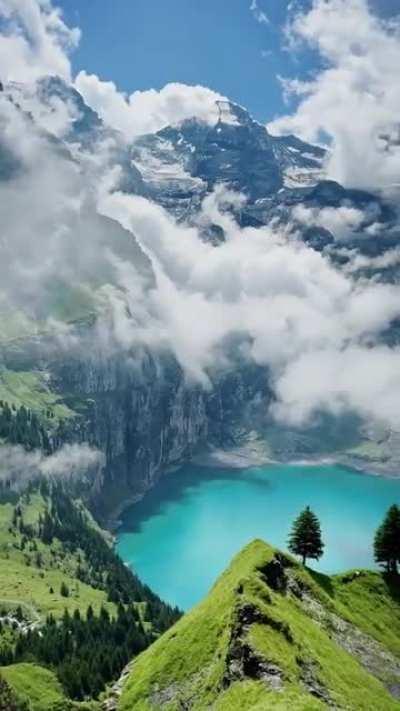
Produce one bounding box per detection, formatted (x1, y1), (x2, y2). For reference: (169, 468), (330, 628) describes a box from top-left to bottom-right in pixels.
(288, 506), (324, 566)
(60, 582), (70, 598)
(374, 504), (400, 574)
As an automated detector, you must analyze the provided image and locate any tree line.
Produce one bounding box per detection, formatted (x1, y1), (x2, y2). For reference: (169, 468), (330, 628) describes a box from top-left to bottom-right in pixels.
(288, 503), (400, 573)
(0, 603), (149, 701)
(0, 481), (181, 702)
(0, 401), (50, 453)
(35, 482), (180, 629)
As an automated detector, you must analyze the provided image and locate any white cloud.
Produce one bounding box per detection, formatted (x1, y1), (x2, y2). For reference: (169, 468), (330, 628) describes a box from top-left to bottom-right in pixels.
(0, 0), (80, 82)
(292, 204), (370, 241)
(268, 0), (400, 192)
(0, 93), (148, 325)
(273, 346), (400, 428)
(2, 0), (400, 439)
(74, 73), (224, 140)
(345, 247), (400, 273)
(0, 443), (104, 490)
(98, 187), (400, 428)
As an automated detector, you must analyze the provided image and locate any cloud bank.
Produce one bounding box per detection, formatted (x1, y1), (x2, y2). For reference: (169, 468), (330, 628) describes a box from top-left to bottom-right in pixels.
(99, 188), (400, 430)
(0, 0), (79, 82)
(74, 75), (224, 141)
(268, 0), (400, 192)
(1, 0), (400, 441)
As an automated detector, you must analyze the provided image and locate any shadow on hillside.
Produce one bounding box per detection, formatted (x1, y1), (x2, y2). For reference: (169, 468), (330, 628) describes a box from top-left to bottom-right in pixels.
(384, 572), (400, 604)
(307, 569), (335, 597)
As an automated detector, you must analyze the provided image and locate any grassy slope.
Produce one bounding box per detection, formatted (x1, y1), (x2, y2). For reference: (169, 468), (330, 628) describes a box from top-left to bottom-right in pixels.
(0, 493), (115, 711)
(0, 368), (74, 423)
(1, 663), (65, 710)
(331, 570), (400, 656)
(0, 663), (99, 711)
(119, 540), (400, 711)
(0, 493), (114, 620)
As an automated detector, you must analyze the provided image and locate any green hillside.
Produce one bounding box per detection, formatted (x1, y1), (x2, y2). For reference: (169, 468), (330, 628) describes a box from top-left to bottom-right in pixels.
(1, 663), (68, 711)
(0, 490), (113, 620)
(119, 540), (400, 710)
(0, 662), (101, 710)
(0, 484), (180, 709)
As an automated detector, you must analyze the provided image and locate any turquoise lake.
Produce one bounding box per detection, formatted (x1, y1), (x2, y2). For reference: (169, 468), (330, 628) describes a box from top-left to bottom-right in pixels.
(116, 463), (400, 610)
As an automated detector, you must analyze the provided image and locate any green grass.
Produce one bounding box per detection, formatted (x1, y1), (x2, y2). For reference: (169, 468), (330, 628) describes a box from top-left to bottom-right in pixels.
(0, 494), (114, 621)
(0, 310), (38, 341)
(43, 282), (97, 323)
(332, 570), (400, 656)
(0, 368), (74, 422)
(0, 285), (97, 344)
(0, 663), (100, 711)
(214, 681), (324, 710)
(119, 540), (400, 711)
(0, 663), (65, 711)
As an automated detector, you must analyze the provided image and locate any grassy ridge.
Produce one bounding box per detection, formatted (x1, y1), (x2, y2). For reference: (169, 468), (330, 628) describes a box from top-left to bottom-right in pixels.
(119, 540), (400, 711)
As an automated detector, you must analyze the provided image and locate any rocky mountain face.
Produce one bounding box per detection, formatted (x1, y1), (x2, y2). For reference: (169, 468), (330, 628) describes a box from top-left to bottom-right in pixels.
(57, 353), (270, 520)
(130, 100), (326, 222)
(0, 330), (270, 520)
(1, 77), (400, 516)
(129, 99), (397, 260)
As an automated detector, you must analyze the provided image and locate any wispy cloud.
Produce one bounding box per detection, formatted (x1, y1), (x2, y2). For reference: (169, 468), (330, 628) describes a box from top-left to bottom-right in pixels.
(74, 75), (224, 140)
(0, 444), (104, 491)
(250, 0), (270, 26)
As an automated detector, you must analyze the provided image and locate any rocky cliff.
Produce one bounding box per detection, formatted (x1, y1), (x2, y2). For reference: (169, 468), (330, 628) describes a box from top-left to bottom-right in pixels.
(52, 348), (270, 520)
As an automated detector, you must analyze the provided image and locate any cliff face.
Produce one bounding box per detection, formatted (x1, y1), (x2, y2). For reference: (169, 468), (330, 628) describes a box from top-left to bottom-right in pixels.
(50, 346), (270, 519)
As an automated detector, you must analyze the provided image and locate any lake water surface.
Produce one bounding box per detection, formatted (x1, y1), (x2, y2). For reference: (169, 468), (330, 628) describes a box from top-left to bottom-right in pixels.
(116, 463), (400, 610)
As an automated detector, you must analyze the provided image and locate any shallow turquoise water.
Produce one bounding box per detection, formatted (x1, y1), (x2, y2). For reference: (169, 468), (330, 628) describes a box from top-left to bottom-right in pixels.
(116, 463), (400, 610)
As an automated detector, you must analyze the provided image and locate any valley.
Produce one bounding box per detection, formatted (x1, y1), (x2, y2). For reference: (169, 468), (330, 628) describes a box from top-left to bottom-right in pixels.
(1, 1), (400, 706)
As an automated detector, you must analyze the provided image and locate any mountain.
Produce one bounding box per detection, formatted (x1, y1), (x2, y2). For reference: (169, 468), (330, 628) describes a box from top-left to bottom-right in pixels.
(128, 98), (395, 258)
(129, 100), (326, 222)
(1, 75), (399, 523)
(1, 76), (400, 711)
(118, 539), (400, 710)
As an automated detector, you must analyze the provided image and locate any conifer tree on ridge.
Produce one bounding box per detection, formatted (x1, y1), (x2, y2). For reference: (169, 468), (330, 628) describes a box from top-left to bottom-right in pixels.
(288, 506), (324, 566)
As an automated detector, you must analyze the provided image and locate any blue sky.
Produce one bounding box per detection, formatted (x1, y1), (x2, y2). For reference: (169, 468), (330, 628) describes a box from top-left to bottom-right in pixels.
(58, 0), (397, 124)
(57, 0), (314, 123)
